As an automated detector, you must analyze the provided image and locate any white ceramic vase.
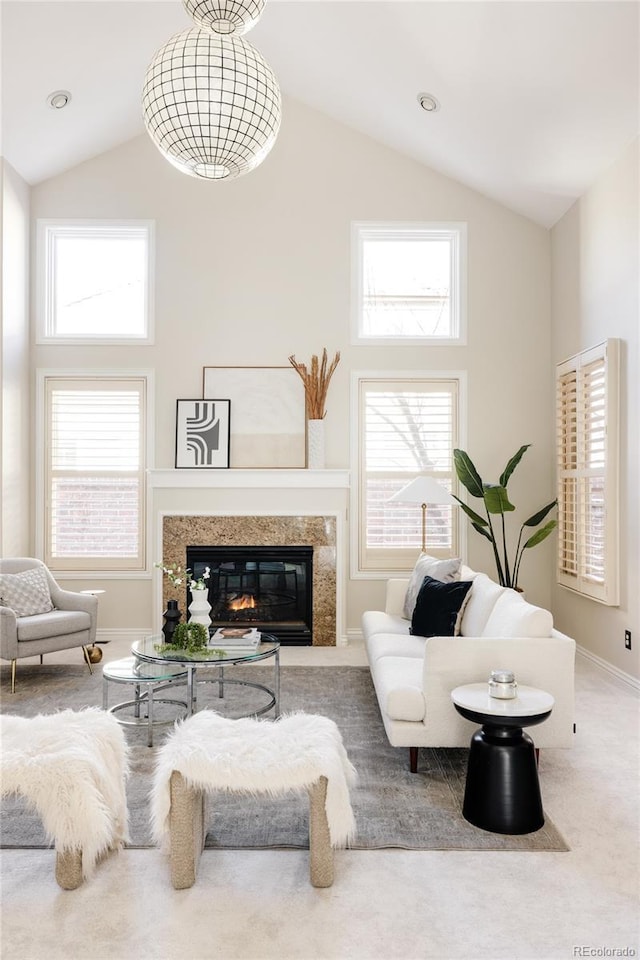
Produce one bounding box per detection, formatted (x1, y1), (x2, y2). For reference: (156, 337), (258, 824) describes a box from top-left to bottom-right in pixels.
(188, 587), (211, 628)
(307, 418), (325, 469)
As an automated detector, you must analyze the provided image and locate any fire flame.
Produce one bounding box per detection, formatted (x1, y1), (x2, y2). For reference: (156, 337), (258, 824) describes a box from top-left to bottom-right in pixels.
(228, 594), (257, 611)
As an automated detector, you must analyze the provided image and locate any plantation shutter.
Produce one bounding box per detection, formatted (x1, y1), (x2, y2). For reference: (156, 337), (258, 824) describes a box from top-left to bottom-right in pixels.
(45, 377), (146, 571)
(359, 378), (459, 571)
(555, 340), (619, 604)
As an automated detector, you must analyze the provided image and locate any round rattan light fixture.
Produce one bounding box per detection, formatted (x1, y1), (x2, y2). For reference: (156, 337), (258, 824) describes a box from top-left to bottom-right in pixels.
(182, 0), (266, 35)
(142, 28), (281, 181)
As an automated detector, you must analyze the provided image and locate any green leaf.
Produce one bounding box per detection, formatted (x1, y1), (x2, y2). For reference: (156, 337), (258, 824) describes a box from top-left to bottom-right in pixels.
(522, 500), (557, 527)
(483, 484), (516, 514)
(452, 495), (488, 527)
(472, 522), (493, 542)
(499, 445), (531, 488)
(453, 449), (484, 498)
(522, 520), (557, 548)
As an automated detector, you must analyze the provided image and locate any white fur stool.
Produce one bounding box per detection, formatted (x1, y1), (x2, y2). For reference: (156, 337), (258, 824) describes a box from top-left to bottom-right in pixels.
(1, 709), (129, 889)
(151, 710), (356, 889)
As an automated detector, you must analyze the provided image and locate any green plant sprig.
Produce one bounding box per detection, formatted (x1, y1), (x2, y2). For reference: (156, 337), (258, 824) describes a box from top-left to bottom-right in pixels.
(453, 445), (557, 590)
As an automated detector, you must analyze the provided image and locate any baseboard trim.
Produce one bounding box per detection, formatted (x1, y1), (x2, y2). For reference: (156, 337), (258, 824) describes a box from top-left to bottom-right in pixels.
(346, 628), (364, 644)
(577, 644), (640, 692)
(96, 628), (152, 645)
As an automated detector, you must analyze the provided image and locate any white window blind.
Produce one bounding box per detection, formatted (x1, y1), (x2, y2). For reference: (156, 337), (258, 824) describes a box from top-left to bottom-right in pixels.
(45, 377), (146, 571)
(352, 222), (467, 345)
(556, 339), (619, 604)
(359, 378), (459, 571)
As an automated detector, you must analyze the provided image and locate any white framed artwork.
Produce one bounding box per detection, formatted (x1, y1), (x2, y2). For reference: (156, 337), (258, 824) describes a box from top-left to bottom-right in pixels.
(175, 399), (231, 469)
(203, 366), (306, 468)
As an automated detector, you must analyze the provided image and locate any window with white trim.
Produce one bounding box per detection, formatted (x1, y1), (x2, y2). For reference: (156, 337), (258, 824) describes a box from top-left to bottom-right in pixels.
(556, 339), (619, 604)
(37, 220), (154, 343)
(352, 222), (467, 344)
(358, 377), (460, 572)
(43, 376), (147, 571)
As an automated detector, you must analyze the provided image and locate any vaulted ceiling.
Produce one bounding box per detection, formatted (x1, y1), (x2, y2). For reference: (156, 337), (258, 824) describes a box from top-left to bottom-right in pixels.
(2, 1), (638, 226)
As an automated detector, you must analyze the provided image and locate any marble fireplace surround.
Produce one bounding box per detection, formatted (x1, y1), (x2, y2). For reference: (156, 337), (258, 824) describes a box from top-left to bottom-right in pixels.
(162, 514), (338, 646)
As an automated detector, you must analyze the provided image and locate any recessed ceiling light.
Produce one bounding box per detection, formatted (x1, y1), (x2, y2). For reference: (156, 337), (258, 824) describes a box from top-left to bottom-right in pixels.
(47, 90), (71, 110)
(417, 92), (440, 113)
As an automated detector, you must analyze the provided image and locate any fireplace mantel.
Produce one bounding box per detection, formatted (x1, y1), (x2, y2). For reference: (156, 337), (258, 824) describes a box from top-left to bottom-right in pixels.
(148, 469), (350, 490)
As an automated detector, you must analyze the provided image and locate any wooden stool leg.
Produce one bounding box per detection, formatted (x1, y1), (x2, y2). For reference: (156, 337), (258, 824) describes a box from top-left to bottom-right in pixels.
(308, 776), (334, 888)
(169, 771), (205, 890)
(55, 849), (83, 890)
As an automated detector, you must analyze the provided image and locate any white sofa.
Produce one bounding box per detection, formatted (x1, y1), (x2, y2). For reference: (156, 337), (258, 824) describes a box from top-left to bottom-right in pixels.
(362, 567), (576, 771)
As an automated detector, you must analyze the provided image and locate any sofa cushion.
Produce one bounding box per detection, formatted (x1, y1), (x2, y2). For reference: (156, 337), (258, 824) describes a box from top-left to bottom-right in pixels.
(372, 657), (425, 722)
(361, 610), (409, 639)
(0, 568), (54, 618)
(482, 590), (553, 638)
(366, 632), (426, 662)
(402, 554), (461, 619)
(459, 573), (507, 636)
(16, 610), (90, 642)
(410, 576), (473, 638)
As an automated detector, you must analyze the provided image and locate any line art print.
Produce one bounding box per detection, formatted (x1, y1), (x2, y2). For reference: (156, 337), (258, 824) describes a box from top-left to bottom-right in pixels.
(175, 399), (230, 469)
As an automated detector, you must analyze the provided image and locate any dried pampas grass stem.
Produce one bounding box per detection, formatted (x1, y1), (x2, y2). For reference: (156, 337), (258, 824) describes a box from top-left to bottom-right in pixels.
(288, 348), (341, 420)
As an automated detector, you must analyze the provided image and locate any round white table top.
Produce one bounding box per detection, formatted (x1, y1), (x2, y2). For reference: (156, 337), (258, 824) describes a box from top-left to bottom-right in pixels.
(451, 683), (554, 718)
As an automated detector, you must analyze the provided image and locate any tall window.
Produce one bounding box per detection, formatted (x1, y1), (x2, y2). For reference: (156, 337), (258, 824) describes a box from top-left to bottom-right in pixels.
(42, 376), (147, 572)
(556, 339), (619, 604)
(37, 220), (154, 343)
(352, 222), (467, 344)
(356, 377), (460, 572)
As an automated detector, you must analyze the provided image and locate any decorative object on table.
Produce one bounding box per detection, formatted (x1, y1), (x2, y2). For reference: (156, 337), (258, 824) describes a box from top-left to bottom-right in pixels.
(453, 445), (557, 589)
(387, 475), (454, 553)
(288, 349), (341, 469)
(175, 400), (230, 469)
(162, 600), (182, 644)
(211, 626), (261, 648)
(158, 621), (210, 655)
(203, 366), (305, 468)
(142, 0), (280, 181)
(188, 567), (212, 629)
(488, 669), (518, 700)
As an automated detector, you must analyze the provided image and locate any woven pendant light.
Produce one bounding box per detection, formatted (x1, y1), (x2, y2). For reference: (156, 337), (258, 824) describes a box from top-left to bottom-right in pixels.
(182, 0), (266, 35)
(142, 27), (281, 181)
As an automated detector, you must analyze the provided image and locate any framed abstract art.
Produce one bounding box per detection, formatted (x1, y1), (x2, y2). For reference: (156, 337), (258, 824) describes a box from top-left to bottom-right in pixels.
(175, 399), (231, 469)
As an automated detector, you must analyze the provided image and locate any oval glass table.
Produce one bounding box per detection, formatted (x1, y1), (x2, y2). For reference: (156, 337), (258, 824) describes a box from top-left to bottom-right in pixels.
(132, 635), (280, 720)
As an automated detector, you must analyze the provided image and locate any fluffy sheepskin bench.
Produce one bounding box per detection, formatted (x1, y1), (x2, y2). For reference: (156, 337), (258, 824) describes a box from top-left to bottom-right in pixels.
(1, 708), (130, 889)
(151, 710), (357, 889)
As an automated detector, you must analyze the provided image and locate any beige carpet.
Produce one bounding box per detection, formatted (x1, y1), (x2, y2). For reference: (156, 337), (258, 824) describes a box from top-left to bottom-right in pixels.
(0, 662), (568, 852)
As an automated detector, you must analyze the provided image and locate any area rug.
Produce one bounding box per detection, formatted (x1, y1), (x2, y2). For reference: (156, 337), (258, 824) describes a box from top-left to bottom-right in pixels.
(0, 663), (568, 852)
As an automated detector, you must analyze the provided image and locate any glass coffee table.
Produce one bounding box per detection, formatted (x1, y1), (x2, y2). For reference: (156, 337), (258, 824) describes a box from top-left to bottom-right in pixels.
(132, 634), (280, 719)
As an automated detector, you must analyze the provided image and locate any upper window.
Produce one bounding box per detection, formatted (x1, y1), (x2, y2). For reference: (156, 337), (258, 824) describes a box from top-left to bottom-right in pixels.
(556, 339), (619, 604)
(37, 220), (154, 344)
(40, 375), (148, 572)
(354, 375), (460, 573)
(352, 222), (467, 345)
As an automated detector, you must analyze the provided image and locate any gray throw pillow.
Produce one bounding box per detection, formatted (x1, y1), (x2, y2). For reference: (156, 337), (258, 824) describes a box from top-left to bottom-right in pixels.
(0, 568), (54, 617)
(402, 554), (462, 620)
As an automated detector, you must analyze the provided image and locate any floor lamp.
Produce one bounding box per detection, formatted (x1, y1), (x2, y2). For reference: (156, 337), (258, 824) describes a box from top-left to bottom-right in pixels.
(387, 476), (454, 553)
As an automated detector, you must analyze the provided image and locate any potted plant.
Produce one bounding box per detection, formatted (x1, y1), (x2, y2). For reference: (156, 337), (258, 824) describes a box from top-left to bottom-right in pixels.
(162, 620), (209, 654)
(453, 445), (557, 590)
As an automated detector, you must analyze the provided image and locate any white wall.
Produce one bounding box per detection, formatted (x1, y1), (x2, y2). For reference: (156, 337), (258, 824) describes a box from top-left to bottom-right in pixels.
(29, 96), (552, 632)
(1, 159), (31, 556)
(551, 137), (639, 680)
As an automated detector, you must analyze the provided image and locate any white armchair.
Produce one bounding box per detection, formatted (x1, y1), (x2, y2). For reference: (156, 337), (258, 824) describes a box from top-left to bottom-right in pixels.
(0, 558), (98, 693)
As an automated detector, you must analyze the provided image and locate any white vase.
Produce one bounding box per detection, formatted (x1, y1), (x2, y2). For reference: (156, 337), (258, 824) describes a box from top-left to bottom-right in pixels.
(188, 588), (211, 628)
(307, 418), (325, 469)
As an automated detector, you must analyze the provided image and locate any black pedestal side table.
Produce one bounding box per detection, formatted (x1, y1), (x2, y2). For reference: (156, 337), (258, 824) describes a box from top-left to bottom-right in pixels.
(451, 683), (554, 835)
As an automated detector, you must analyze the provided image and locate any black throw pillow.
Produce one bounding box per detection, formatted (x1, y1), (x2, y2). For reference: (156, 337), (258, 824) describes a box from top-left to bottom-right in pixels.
(410, 575), (473, 638)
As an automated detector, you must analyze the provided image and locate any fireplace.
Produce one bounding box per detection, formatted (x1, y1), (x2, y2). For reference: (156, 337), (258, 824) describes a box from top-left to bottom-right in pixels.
(186, 545), (313, 645)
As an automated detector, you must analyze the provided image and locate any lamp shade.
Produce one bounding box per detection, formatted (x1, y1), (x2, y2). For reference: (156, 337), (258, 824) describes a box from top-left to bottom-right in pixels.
(182, 0), (266, 35)
(387, 476), (454, 506)
(142, 28), (281, 181)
